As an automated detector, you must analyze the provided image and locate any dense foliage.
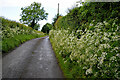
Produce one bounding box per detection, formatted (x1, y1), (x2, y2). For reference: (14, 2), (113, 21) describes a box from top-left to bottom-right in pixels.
(20, 2), (48, 30)
(1, 17), (45, 53)
(55, 2), (120, 32)
(41, 23), (53, 34)
(49, 2), (120, 79)
(49, 20), (120, 79)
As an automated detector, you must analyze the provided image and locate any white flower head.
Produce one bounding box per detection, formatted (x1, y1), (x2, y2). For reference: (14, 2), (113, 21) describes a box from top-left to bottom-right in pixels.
(86, 66), (93, 75)
(116, 54), (120, 58)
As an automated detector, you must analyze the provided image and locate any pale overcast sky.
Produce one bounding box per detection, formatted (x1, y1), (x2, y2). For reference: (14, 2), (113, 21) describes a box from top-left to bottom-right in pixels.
(0, 0), (119, 30)
(0, 0), (82, 30)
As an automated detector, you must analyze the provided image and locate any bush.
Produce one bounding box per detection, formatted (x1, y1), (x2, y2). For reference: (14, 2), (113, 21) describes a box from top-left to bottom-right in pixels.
(41, 23), (53, 34)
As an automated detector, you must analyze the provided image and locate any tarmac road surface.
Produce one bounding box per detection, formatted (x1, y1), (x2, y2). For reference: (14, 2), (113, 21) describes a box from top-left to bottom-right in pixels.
(3, 36), (64, 78)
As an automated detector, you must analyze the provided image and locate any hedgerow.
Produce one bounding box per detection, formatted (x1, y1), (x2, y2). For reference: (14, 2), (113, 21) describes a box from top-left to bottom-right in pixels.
(1, 17), (45, 53)
(55, 2), (120, 32)
(49, 20), (120, 78)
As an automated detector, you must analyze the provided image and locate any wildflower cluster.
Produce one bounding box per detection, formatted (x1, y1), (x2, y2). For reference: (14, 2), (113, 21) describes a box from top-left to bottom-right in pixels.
(1, 17), (45, 53)
(1, 25), (42, 40)
(49, 21), (120, 78)
(1, 17), (44, 40)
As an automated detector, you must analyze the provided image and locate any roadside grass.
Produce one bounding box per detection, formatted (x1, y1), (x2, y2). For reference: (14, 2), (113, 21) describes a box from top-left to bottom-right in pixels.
(49, 2), (120, 79)
(1, 17), (46, 54)
(2, 34), (45, 53)
(49, 21), (120, 79)
(50, 38), (73, 78)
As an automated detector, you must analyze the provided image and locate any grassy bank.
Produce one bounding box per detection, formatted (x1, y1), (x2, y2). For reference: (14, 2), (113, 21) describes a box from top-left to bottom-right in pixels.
(49, 21), (120, 78)
(1, 17), (45, 53)
(2, 34), (45, 53)
(49, 2), (120, 79)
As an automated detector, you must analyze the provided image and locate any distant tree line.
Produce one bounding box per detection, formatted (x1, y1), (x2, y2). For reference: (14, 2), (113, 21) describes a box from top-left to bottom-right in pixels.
(41, 23), (53, 34)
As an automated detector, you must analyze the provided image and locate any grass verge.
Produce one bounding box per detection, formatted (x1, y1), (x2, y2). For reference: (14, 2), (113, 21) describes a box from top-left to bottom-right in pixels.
(2, 34), (45, 53)
(49, 38), (73, 78)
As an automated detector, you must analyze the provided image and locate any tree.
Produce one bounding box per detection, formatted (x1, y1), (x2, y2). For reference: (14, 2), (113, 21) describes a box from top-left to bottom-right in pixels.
(41, 23), (53, 34)
(20, 2), (48, 30)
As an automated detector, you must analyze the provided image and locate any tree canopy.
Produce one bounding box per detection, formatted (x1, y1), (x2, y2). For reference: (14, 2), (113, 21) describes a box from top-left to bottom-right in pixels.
(41, 23), (53, 34)
(20, 2), (48, 30)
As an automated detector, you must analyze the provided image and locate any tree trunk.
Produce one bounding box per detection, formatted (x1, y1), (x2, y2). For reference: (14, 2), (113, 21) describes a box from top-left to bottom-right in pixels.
(31, 19), (36, 29)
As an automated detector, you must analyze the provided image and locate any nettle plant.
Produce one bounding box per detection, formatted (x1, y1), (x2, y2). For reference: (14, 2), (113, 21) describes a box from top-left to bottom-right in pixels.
(49, 20), (120, 78)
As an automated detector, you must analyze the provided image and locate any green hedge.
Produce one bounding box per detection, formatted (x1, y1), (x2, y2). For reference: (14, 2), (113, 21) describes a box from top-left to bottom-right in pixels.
(55, 2), (120, 32)
(50, 2), (120, 79)
(49, 21), (120, 78)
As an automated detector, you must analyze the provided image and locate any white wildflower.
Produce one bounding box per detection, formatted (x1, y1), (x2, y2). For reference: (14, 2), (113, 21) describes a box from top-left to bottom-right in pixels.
(83, 66), (87, 69)
(110, 56), (116, 61)
(116, 54), (120, 58)
(86, 66), (93, 75)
